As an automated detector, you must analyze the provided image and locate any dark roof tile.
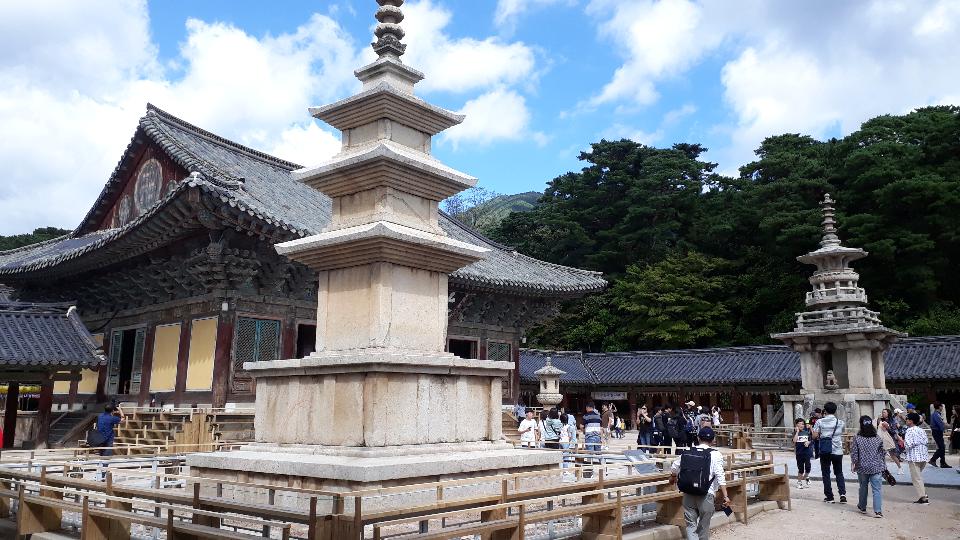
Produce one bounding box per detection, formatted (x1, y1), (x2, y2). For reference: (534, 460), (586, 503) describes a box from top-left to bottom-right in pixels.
(521, 336), (960, 385)
(0, 302), (106, 367)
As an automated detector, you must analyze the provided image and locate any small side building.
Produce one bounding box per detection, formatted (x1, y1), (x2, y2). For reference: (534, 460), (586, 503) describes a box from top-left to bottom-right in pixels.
(0, 301), (105, 447)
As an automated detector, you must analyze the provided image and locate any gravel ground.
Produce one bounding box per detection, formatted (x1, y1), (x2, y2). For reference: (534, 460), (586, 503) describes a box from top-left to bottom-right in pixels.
(711, 483), (960, 540)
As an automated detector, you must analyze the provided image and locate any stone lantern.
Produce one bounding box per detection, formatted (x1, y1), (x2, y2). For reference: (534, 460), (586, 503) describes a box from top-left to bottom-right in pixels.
(535, 357), (565, 407)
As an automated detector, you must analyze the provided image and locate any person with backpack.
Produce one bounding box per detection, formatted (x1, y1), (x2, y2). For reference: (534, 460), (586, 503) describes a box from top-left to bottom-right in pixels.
(654, 405), (672, 453)
(670, 427), (730, 540)
(666, 408), (685, 453)
(811, 401), (847, 503)
(542, 409), (563, 449)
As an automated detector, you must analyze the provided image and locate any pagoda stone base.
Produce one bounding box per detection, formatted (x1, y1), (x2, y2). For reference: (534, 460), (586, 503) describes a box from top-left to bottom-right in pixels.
(187, 442), (558, 512)
(780, 391), (907, 427)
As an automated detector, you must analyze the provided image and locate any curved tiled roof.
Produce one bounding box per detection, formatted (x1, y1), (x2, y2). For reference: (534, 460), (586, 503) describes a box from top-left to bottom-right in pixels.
(519, 349), (598, 384)
(585, 346), (800, 385)
(0, 302), (106, 367)
(520, 336), (960, 385)
(0, 105), (605, 297)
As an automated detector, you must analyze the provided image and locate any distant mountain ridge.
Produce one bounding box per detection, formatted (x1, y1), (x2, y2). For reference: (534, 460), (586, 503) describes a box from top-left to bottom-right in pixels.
(462, 191), (540, 234)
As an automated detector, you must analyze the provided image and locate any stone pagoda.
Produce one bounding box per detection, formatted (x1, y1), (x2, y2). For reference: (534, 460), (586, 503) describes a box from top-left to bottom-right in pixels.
(188, 0), (555, 496)
(773, 194), (906, 425)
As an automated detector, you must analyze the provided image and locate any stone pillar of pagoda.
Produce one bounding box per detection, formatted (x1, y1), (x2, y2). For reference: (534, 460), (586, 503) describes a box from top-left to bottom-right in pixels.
(187, 0), (556, 493)
(773, 194), (907, 427)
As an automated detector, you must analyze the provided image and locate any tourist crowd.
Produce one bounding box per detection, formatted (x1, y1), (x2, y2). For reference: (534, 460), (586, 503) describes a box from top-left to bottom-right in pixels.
(515, 397), (957, 534)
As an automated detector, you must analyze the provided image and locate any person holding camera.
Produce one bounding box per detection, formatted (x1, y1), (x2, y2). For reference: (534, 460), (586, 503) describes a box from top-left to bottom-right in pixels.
(95, 403), (125, 456)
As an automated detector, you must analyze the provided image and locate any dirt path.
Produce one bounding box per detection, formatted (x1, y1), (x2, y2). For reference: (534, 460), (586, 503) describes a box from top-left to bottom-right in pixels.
(712, 483), (960, 540)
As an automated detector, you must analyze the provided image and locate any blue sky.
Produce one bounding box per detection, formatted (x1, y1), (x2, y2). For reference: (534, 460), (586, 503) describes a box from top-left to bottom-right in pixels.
(1, 0), (958, 234)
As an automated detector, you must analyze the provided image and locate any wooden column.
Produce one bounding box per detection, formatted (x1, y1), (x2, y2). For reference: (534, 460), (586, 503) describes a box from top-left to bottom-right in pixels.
(280, 317), (296, 360)
(137, 326), (157, 406)
(96, 332), (110, 403)
(732, 390), (741, 424)
(173, 320), (193, 407)
(760, 393), (771, 426)
(628, 389), (637, 430)
(3, 383), (19, 448)
(512, 345), (521, 403)
(36, 379), (54, 448)
(67, 379), (79, 409)
(211, 313), (236, 409)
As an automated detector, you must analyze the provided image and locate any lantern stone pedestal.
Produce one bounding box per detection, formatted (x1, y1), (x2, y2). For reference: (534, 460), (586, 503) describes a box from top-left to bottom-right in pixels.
(186, 0), (556, 506)
(534, 357), (565, 408)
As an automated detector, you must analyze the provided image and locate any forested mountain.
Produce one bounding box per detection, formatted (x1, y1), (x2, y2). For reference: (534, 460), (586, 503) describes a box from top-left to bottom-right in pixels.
(461, 191), (540, 235)
(490, 106), (960, 352)
(0, 227), (71, 251)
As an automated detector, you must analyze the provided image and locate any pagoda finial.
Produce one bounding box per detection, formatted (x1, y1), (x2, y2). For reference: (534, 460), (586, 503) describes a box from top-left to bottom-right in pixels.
(373, 0), (406, 59)
(819, 193), (841, 248)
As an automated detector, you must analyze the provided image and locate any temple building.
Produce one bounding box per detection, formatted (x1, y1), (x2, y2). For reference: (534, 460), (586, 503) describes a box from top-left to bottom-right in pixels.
(520, 337), (960, 427)
(0, 105), (604, 412)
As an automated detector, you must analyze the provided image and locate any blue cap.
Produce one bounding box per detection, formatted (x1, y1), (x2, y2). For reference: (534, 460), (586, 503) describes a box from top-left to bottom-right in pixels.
(906, 403), (916, 409)
(698, 427), (716, 441)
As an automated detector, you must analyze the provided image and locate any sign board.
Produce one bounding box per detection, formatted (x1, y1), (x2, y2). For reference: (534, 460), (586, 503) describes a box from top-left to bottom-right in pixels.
(591, 391), (627, 401)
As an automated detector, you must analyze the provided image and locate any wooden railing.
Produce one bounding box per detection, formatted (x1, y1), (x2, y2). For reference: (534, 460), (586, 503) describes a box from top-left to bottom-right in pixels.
(0, 444), (790, 539)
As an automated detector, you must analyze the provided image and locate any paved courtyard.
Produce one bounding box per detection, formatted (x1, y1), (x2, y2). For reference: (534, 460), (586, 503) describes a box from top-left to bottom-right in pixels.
(712, 483), (960, 540)
(771, 450), (960, 489)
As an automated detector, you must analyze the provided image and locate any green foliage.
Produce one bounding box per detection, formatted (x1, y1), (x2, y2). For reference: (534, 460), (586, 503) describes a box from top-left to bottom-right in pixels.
(609, 252), (733, 349)
(494, 106), (960, 351)
(0, 227), (71, 251)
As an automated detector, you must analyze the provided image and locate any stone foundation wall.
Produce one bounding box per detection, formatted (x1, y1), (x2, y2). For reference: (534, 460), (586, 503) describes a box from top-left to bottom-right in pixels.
(254, 371), (502, 446)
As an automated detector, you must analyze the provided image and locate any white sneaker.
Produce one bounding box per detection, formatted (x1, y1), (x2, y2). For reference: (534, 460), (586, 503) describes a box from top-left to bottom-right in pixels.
(796, 480), (804, 489)
(804, 480), (811, 489)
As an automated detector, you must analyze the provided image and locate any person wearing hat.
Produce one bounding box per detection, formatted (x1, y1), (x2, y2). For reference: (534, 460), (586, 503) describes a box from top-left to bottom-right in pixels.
(670, 427), (730, 540)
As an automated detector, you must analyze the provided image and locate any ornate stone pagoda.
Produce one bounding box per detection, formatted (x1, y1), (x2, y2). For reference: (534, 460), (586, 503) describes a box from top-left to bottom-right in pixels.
(773, 194), (906, 424)
(187, 0), (556, 495)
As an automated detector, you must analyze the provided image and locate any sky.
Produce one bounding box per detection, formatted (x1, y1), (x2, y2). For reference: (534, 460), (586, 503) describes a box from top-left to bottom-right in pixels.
(1, 0), (959, 234)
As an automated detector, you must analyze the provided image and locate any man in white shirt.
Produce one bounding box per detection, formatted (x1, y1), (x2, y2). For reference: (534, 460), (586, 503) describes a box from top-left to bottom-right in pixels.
(518, 410), (539, 448)
(670, 427), (730, 540)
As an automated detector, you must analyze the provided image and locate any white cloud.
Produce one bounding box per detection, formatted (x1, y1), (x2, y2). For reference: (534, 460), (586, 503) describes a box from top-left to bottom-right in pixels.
(266, 123), (343, 166)
(663, 104), (697, 125)
(584, 0), (960, 171)
(444, 88), (545, 148)
(0, 2), (360, 234)
(494, 0), (576, 34)
(584, 0), (725, 108)
(0, 1), (550, 233)
(716, 0), (960, 168)
(402, 1), (537, 94)
(601, 124), (663, 146)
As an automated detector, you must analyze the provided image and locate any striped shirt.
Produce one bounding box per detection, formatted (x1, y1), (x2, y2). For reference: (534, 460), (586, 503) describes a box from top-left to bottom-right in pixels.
(903, 426), (929, 462)
(583, 410), (602, 434)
